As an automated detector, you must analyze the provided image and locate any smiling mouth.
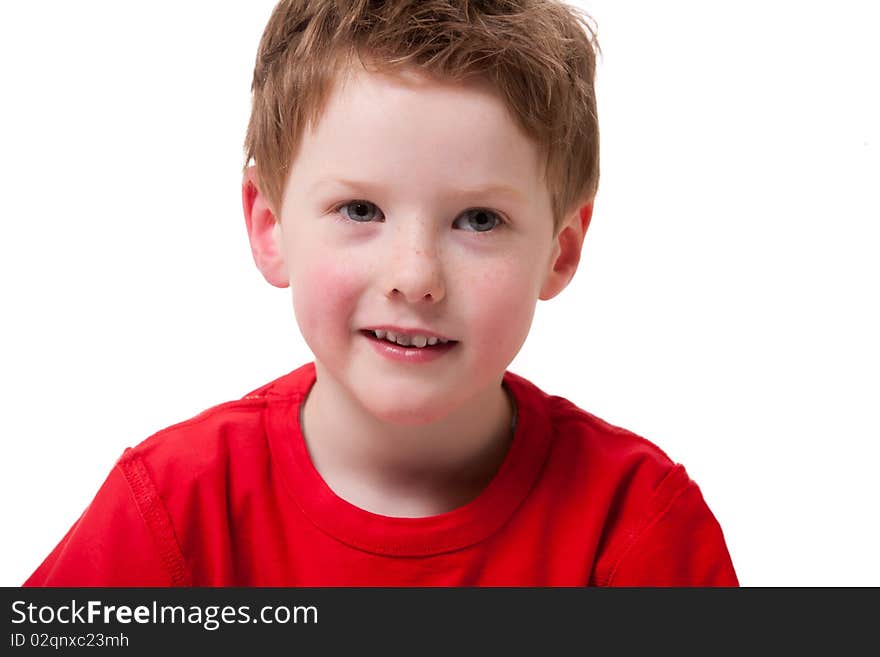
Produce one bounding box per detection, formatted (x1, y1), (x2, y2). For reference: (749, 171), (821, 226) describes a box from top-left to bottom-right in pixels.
(360, 329), (459, 349)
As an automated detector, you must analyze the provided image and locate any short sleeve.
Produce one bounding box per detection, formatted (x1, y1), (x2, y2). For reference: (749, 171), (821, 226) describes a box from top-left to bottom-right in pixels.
(23, 457), (182, 587)
(605, 482), (738, 587)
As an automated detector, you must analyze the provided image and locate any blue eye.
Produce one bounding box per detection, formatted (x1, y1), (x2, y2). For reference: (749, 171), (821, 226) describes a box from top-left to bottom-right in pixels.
(334, 200), (502, 233)
(454, 208), (501, 232)
(338, 200), (383, 222)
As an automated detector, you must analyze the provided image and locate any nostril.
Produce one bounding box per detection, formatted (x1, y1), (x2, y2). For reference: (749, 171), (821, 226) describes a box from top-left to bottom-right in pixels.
(387, 284), (443, 303)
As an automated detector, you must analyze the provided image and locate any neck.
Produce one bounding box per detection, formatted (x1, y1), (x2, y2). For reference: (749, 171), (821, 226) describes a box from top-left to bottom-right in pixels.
(300, 361), (515, 517)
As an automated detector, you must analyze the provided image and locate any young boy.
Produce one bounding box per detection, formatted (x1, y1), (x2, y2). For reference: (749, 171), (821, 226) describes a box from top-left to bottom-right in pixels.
(25, 0), (737, 586)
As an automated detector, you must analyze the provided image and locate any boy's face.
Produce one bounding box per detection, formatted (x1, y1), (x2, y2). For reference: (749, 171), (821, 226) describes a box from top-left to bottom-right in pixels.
(245, 64), (588, 424)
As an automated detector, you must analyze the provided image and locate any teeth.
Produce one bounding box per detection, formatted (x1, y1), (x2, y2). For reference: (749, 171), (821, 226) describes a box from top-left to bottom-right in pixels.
(371, 330), (447, 349)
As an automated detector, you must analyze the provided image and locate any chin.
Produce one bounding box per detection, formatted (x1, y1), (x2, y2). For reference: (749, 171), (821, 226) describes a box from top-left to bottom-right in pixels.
(361, 395), (457, 426)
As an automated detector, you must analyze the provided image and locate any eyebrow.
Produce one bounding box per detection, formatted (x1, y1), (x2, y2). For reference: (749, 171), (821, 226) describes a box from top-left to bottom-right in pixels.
(310, 178), (525, 203)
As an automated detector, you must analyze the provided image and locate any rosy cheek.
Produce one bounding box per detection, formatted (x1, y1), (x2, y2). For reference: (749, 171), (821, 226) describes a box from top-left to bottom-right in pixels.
(291, 258), (364, 341)
(463, 260), (538, 358)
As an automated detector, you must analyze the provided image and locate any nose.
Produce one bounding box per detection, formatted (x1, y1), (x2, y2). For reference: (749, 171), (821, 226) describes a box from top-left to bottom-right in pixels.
(383, 224), (446, 304)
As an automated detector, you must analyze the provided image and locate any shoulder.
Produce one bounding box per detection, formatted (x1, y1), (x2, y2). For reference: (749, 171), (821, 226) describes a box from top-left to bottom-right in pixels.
(23, 364), (315, 587)
(530, 375), (686, 527)
(122, 363), (313, 492)
(505, 371), (737, 586)
(123, 394), (265, 484)
(506, 369), (677, 481)
(506, 369), (685, 531)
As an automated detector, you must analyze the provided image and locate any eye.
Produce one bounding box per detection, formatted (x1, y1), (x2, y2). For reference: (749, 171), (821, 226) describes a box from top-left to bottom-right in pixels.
(336, 200), (384, 223)
(454, 208), (502, 233)
(333, 200), (503, 232)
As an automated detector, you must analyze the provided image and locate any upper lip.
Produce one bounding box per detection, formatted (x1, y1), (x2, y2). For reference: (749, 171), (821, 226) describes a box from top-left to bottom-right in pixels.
(362, 325), (456, 341)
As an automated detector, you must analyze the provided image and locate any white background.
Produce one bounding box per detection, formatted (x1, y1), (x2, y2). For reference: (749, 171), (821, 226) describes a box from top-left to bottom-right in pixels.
(1, 1), (877, 586)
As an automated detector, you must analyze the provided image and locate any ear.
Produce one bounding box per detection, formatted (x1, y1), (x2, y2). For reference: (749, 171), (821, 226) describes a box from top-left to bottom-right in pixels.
(242, 166), (289, 288)
(539, 202), (593, 300)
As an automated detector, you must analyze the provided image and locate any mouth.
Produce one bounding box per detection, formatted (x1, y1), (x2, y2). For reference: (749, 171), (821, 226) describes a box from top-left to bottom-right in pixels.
(359, 328), (459, 350)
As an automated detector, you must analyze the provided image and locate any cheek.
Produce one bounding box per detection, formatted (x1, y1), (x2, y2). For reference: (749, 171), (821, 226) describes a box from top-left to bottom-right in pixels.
(461, 257), (542, 358)
(290, 257), (364, 340)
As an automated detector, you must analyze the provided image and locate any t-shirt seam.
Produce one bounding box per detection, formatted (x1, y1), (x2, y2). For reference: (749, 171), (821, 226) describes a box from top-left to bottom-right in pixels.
(138, 399), (267, 447)
(117, 453), (192, 586)
(270, 381), (551, 558)
(269, 441), (502, 558)
(600, 468), (692, 586)
(550, 404), (677, 466)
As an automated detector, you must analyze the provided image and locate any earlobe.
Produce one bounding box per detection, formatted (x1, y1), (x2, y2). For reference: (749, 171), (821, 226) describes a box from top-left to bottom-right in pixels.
(538, 202), (592, 301)
(242, 167), (289, 288)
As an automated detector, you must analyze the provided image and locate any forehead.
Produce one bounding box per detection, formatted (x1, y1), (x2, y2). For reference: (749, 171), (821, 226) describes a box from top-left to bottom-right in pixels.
(293, 63), (545, 196)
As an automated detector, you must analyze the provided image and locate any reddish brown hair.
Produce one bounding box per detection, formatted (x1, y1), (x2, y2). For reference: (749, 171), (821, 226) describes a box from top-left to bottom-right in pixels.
(245, 0), (600, 233)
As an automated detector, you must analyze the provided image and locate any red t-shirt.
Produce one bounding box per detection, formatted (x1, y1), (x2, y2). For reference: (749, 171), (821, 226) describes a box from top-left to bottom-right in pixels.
(25, 363), (738, 586)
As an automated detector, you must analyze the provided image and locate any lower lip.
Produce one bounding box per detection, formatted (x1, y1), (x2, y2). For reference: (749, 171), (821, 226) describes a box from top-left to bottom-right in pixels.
(361, 331), (458, 363)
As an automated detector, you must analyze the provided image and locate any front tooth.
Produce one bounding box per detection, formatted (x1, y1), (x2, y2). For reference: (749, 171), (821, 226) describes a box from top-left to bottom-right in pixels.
(395, 334), (412, 346)
(374, 330), (386, 339)
(412, 335), (428, 348)
(427, 337), (438, 346)
(385, 331), (397, 343)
